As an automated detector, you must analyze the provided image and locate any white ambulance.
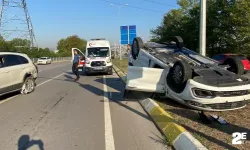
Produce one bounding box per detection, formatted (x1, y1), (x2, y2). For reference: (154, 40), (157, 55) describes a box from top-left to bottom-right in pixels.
(72, 38), (113, 75)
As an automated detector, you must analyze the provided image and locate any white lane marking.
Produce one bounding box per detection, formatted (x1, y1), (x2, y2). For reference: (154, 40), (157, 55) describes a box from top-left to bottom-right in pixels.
(36, 72), (66, 87)
(0, 71), (69, 105)
(0, 95), (19, 105)
(103, 75), (115, 150)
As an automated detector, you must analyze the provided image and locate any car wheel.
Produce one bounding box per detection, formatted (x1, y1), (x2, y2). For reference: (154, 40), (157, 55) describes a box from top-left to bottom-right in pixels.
(85, 71), (90, 76)
(20, 76), (35, 94)
(223, 57), (244, 75)
(128, 62), (134, 66)
(171, 36), (184, 50)
(132, 37), (144, 60)
(107, 69), (113, 75)
(167, 61), (192, 93)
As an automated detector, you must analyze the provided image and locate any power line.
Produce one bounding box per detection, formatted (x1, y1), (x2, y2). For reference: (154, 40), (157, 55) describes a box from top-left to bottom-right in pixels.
(142, 0), (178, 7)
(99, 0), (165, 13)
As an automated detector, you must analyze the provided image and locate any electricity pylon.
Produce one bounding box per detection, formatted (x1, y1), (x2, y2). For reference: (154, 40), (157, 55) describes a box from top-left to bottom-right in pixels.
(0, 0), (36, 47)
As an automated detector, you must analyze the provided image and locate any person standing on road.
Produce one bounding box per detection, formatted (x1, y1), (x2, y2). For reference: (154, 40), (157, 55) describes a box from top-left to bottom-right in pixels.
(72, 49), (80, 81)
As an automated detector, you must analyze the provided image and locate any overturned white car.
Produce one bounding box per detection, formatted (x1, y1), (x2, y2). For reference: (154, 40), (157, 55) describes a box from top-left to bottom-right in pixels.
(126, 36), (250, 111)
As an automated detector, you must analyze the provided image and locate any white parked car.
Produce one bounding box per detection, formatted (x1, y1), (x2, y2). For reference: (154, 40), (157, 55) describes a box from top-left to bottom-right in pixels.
(0, 52), (38, 96)
(125, 36), (250, 111)
(37, 57), (52, 65)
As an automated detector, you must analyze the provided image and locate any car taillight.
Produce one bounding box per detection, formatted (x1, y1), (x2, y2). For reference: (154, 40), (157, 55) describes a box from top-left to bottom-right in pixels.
(79, 61), (85, 65)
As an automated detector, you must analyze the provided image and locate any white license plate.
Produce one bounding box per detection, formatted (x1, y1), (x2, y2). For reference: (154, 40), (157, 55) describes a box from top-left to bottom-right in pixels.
(78, 69), (82, 71)
(94, 67), (102, 70)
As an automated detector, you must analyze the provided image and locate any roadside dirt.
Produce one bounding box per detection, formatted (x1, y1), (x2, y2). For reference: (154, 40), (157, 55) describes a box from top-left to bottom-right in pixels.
(156, 98), (250, 150)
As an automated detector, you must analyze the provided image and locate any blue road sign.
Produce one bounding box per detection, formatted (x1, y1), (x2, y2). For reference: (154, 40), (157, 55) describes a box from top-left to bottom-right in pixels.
(120, 26), (128, 45)
(120, 25), (136, 45)
(129, 25), (136, 44)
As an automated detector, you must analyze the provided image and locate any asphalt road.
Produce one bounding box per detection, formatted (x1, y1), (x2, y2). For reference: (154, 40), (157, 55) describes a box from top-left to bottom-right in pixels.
(0, 61), (169, 150)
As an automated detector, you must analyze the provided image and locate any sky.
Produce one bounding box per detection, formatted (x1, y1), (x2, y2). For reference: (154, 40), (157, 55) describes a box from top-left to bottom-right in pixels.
(1, 0), (179, 49)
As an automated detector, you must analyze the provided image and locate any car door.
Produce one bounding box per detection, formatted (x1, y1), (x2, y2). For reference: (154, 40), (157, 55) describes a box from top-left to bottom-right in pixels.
(47, 57), (51, 63)
(0, 55), (12, 94)
(134, 50), (151, 67)
(4, 54), (25, 90)
(72, 48), (86, 70)
(125, 66), (166, 93)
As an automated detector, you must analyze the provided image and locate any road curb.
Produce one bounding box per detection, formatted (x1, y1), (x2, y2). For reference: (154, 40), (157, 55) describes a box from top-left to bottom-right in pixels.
(112, 64), (208, 150)
(113, 65), (127, 82)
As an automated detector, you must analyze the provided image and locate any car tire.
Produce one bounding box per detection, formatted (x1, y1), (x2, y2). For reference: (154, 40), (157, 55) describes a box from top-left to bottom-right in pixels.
(223, 57), (244, 75)
(131, 37), (144, 60)
(85, 71), (90, 76)
(167, 61), (192, 93)
(20, 76), (35, 95)
(171, 36), (184, 50)
(128, 62), (134, 66)
(107, 69), (113, 75)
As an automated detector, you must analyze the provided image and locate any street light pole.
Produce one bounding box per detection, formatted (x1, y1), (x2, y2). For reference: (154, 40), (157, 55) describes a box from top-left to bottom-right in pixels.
(110, 3), (128, 60)
(199, 0), (206, 56)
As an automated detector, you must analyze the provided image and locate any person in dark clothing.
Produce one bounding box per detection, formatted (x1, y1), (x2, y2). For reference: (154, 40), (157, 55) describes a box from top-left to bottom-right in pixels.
(72, 49), (80, 81)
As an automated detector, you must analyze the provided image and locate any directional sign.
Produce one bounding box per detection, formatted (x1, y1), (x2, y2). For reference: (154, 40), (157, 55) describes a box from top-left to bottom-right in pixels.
(129, 25), (136, 45)
(120, 25), (137, 45)
(120, 26), (128, 45)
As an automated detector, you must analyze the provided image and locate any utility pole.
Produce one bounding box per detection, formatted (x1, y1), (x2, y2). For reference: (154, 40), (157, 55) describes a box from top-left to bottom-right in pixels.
(110, 3), (128, 60)
(199, 0), (206, 56)
(0, 0), (36, 48)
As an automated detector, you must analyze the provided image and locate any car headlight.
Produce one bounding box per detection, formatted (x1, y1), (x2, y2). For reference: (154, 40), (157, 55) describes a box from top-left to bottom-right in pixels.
(192, 88), (216, 98)
(86, 59), (90, 64)
(106, 58), (111, 63)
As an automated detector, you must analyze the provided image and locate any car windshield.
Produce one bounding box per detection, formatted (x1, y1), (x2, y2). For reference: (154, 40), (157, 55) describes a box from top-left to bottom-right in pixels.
(39, 57), (47, 59)
(180, 48), (218, 65)
(87, 47), (109, 57)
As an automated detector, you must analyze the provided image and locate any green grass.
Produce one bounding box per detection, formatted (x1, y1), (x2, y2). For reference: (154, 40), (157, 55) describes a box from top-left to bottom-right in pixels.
(112, 58), (128, 73)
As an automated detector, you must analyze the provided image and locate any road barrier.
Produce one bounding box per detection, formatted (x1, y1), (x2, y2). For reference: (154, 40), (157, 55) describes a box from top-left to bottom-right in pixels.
(113, 64), (208, 150)
(31, 57), (71, 64)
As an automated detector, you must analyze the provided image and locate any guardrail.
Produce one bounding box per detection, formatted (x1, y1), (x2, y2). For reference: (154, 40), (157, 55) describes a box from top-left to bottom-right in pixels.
(31, 57), (71, 63)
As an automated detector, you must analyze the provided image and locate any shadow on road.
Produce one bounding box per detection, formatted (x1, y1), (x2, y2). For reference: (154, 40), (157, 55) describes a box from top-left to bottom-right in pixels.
(72, 74), (153, 122)
(0, 91), (20, 102)
(38, 72), (154, 123)
(18, 135), (44, 150)
(148, 132), (169, 146)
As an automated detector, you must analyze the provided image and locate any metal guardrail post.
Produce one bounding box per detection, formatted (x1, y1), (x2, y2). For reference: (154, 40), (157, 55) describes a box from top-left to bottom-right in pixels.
(31, 57), (72, 62)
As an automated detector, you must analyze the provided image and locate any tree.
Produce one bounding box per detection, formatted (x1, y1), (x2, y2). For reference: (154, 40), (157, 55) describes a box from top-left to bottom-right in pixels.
(8, 38), (31, 47)
(150, 0), (250, 57)
(57, 35), (87, 56)
(0, 35), (8, 52)
(0, 37), (59, 58)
